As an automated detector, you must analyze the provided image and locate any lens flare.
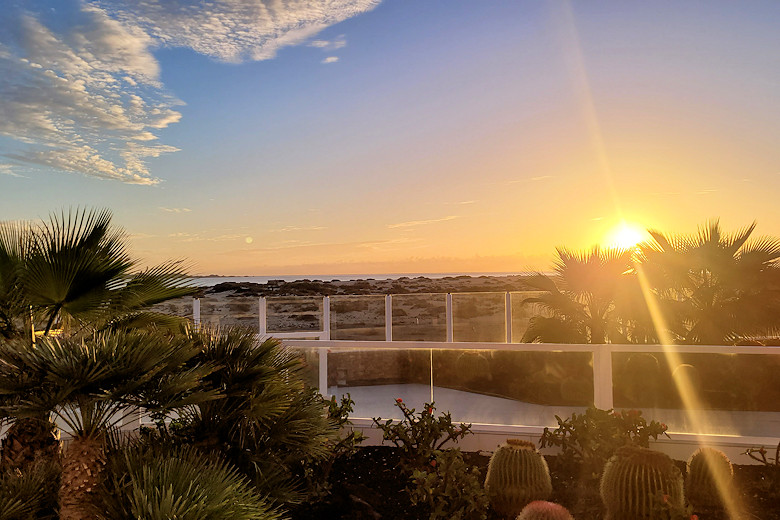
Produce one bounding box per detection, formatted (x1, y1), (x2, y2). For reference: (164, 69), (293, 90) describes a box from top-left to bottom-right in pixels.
(604, 222), (648, 250)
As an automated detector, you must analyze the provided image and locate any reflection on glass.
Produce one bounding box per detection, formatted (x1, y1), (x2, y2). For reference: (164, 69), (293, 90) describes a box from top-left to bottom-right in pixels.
(288, 346), (320, 389)
(266, 297), (322, 332)
(330, 295), (385, 340)
(327, 347), (593, 427)
(327, 348), (431, 419)
(391, 293), (446, 341)
(510, 291), (547, 343)
(452, 292), (505, 342)
(612, 352), (780, 436)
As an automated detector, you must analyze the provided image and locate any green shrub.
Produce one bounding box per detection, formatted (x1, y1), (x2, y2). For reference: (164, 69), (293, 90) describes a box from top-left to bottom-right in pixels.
(409, 449), (489, 520)
(539, 407), (669, 479)
(373, 400), (471, 470)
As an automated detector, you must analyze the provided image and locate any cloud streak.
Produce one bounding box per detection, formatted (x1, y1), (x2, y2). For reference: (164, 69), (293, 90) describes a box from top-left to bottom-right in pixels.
(387, 215), (459, 229)
(1, 1), (380, 183)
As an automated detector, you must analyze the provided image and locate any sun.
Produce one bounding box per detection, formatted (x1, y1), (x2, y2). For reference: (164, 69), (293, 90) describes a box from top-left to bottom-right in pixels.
(604, 222), (648, 250)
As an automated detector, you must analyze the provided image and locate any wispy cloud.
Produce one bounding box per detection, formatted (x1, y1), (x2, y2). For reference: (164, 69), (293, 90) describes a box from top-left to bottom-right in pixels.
(168, 231), (244, 242)
(98, 3), (376, 63)
(387, 215), (459, 229)
(0, 1), (380, 183)
(0, 164), (23, 178)
(322, 56), (339, 64)
(508, 175), (553, 184)
(270, 225), (327, 232)
(159, 207), (192, 213)
(308, 35), (347, 51)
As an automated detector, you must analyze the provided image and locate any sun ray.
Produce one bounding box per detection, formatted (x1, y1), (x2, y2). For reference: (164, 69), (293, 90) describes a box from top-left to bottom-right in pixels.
(634, 262), (744, 518)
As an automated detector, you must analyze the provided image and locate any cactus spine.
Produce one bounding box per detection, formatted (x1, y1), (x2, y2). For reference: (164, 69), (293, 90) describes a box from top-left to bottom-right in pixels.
(600, 445), (684, 520)
(484, 439), (552, 519)
(517, 500), (574, 520)
(686, 447), (733, 508)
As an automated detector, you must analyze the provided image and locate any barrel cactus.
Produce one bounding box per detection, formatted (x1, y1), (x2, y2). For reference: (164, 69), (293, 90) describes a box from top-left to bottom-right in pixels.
(600, 445), (684, 520)
(686, 447), (733, 508)
(484, 439), (552, 518)
(517, 500), (574, 520)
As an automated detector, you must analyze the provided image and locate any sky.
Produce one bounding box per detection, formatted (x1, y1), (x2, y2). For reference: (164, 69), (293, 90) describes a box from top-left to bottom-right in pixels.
(2, 1), (780, 276)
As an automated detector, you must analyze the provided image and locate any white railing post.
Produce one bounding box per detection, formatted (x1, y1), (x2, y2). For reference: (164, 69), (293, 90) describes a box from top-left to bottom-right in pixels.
(322, 296), (331, 340)
(592, 345), (614, 409)
(385, 294), (393, 341)
(446, 293), (454, 342)
(258, 297), (267, 338)
(319, 296), (330, 397)
(505, 292), (512, 343)
(193, 298), (201, 330)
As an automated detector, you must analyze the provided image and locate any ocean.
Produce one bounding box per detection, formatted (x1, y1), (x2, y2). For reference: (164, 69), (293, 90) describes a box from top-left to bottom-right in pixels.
(189, 272), (528, 287)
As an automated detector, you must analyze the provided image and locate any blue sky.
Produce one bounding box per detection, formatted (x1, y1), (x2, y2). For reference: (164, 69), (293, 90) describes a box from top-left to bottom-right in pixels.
(2, 1), (780, 274)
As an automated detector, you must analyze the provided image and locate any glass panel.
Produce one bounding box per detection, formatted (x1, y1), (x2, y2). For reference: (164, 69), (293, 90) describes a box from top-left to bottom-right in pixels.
(391, 293), (447, 341)
(266, 297), (322, 332)
(510, 291), (547, 343)
(612, 351), (780, 437)
(197, 297), (227, 329)
(327, 347), (431, 419)
(433, 349), (593, 426)
(288, 345), (321, 389)
(330, 295), (385, 340)
(152, 296), (193, 320)
(452, 292), (506, 342)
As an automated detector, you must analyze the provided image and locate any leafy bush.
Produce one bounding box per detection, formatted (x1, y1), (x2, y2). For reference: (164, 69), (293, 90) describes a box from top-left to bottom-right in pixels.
(409, 449), (489, 520)
(373, 400), (471, 470)
(539, 407), (669, 479)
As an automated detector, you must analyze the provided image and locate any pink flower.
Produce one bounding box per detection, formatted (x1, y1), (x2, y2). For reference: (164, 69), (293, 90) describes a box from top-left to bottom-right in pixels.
(430, 460), (437, 467)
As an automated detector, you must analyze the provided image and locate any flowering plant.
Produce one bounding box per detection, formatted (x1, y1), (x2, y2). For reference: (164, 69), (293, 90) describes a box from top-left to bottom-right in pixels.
(373, 399), (472, 470)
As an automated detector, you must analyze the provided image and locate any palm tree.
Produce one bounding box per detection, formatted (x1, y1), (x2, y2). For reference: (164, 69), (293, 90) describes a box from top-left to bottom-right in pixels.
(0, 328), (215, 520)
(21, 208), (195, 336)
(164, 327), (336, 506)
(100, 445), (283, 520)
(639, 220), (780, 344)
(0, 208), (197, 478)
(0, 221), (31, 339)
(522, 247), (651, 344)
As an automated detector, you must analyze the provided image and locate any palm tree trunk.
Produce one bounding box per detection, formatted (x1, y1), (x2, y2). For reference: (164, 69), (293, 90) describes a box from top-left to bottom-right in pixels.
(0, 416), (61, 472)
(59, 435), (106, 520)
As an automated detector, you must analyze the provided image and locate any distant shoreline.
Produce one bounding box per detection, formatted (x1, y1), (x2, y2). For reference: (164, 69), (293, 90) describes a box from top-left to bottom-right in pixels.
(193, 274), (539, 297)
